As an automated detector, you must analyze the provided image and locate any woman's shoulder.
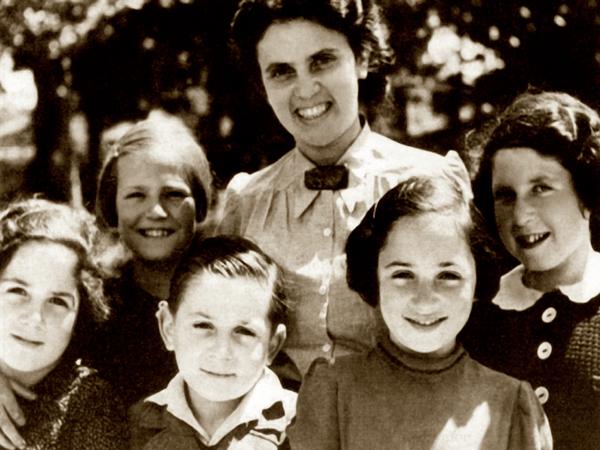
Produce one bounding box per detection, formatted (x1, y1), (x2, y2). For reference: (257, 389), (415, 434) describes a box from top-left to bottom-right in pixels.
(225, 149), (297, 197)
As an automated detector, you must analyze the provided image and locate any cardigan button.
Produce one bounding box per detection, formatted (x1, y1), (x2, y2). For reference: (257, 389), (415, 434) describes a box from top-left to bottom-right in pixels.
(542, 307), (557, 323)
(537, 342), (552, 360)
(535, 386), (549, 404)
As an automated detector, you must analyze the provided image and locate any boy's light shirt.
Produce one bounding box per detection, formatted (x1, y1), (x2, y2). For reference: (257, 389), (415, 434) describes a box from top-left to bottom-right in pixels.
(144, 367), (297, 446)
(493, 249), (600, 311)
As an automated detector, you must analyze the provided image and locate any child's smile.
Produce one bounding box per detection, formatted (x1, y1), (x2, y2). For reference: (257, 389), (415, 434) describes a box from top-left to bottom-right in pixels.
(160, 272), (283, 404)
(492, 147), (591, 281)
(0, 241), (79, 383)
(377, 212), (476, 358)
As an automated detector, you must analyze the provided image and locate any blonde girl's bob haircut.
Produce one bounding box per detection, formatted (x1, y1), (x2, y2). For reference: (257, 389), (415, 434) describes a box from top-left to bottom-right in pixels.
(95, 116), (213, 230)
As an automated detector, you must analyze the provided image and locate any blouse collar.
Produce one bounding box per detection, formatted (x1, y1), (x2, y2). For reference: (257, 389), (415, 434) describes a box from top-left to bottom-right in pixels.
(493, 250), (600, 311)
(288, 122), (374, 218)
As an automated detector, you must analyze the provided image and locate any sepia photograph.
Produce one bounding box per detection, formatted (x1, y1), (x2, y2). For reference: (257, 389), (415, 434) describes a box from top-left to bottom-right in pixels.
(0, 0), (599, 448)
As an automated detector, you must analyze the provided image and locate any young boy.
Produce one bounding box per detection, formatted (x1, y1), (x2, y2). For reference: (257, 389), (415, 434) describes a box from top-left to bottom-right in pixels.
(128, 236), (296, 449)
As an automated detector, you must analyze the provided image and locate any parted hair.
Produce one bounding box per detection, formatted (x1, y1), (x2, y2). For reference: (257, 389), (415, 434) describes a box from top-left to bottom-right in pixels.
(0, 198), (110, 359)
(95, 116), (213, 230)
(346, 172), (497, 307)
(230, 0), (395, 107)
(167, 235), (289, 329)
(474, 91), (600, 235)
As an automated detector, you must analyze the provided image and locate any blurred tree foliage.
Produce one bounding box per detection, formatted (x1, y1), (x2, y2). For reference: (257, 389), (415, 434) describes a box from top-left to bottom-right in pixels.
(0, 0), (599, 204)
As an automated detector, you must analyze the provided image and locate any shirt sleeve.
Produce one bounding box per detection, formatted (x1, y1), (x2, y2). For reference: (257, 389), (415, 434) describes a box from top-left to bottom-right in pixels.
(213, 173), (251, 236)
(508, 381), (553, 450)
(287, 358), (340, 450)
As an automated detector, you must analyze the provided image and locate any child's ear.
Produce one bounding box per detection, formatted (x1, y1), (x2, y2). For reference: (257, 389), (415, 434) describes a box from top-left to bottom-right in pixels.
(156, 301), (176, 352)
(267, 324), (287, 364)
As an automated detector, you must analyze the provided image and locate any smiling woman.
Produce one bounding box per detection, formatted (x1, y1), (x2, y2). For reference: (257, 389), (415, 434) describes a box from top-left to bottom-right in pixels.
(216, 0), (457, 389)
(91, 115), (213, 407)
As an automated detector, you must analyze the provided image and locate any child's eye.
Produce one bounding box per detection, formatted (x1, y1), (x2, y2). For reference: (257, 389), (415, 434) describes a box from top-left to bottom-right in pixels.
(124, 191), (144, 200)
(437, 271), (463, 284)
(493, 187), (515, 203)
(48, 296), (71, 309)
(6, 286), (27, 296)
(235, 326), (256, 338)
(193, 322), (213, 330)
(532, 184), (552, 195)
(391, 271), (414, 280)
(164, 190), (188, 200)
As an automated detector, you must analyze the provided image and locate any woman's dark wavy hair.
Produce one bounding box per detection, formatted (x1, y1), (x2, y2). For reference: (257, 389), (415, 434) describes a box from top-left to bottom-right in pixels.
(346, 172), (499, 307)
(167, 235), (290, 330)
(230, 0), (395, 107)
(0, 198), (110, 361)
(473, 91), (600, 239)
(95, 116), (213, 230)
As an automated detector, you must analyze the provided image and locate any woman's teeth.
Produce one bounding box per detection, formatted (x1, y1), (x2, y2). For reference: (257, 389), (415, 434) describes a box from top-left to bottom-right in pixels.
(297, 103), (329, 120)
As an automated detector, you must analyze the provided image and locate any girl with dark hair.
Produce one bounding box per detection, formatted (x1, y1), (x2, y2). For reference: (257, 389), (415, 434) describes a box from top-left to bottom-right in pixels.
(464, 91), (600, 449)
(289, 167), (551, 449)
(0, 199), (127, 449)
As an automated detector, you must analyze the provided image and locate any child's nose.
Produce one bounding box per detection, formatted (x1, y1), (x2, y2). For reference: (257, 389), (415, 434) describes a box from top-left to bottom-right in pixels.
(512, 196), (535, 227)
(412, 283), (439, 310)
(19, 303), (44, 328)
(210, 335), (234, 360)
(146, 201), (169, 219)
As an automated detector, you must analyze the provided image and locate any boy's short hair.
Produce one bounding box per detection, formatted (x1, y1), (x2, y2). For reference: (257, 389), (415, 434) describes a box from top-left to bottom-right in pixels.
(95, 116), (213, 229)
(346, 172), (498, 307)
(0, 198), (110, 359)
(168, 235), (289, 329)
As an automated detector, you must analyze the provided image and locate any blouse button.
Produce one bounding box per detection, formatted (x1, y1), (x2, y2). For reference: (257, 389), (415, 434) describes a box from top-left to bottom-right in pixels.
(323, 227), (332, 237)
(322, 343), (332, 353)
(318, 285), (327, 295)
(535, 386), (550, 404)
(537, 342), (552, 360)
(542, 307), (557, 323)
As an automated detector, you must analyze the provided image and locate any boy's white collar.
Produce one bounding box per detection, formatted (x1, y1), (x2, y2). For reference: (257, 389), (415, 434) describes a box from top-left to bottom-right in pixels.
(493, 250), (600, 311)
(144, 367), (295, 446)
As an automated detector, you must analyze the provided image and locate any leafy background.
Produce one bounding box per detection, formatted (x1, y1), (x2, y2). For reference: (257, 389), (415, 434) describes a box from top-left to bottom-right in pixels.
(0, 0), (598, 207)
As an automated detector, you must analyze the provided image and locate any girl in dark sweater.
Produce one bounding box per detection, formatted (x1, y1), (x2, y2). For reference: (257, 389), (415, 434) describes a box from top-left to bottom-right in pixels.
(464, 91), (600, 449)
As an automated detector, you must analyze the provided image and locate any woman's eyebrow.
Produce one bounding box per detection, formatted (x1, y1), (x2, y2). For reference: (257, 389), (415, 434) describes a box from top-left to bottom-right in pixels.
(264, 62), (291, 73)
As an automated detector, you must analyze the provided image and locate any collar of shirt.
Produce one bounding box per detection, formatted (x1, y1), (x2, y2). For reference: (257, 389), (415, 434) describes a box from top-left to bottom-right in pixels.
(493, 249), (600, 311)
(279, 122), (373, 219)
(144, 367), (296, 446)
